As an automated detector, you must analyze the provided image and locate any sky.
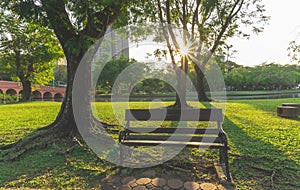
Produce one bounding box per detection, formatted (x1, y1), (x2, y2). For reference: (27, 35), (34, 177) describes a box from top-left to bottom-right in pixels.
(129, 0), (300, 67)
(229, 0), (300, 66)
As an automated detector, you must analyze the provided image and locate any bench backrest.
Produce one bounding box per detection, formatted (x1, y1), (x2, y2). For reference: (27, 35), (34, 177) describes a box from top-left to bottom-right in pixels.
(125, 108), (223, 122)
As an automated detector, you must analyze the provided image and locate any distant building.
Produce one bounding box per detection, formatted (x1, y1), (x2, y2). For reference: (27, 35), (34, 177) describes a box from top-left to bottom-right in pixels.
(95, 25), (129, 60)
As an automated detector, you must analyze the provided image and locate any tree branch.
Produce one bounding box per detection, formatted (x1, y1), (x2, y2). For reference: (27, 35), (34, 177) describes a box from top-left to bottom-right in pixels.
(192, 0), (201, 38)
(40, 0), (76, 48)
(210, 0), (243, 56)
(157, 0), (177, 67)
(174, 0), (184, 24)
(166, 0), (180, 50)
(90, 1), (124, 39)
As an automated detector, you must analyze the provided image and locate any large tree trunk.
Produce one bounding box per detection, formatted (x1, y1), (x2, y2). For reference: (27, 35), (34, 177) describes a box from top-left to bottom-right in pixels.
(47, 44), (99, 138)
(194, 64), (210, 102)
(46, 53), (85, 137)
(173, 58), (188, 108)
(20, 79), (31, 101)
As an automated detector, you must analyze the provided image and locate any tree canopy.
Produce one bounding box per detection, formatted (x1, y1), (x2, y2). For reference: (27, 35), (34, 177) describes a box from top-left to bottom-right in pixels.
(1, 0), (131, 136)
(129, 0), (269, 101)
(0, 11), (63, 101)
(225, 63), (300, 90)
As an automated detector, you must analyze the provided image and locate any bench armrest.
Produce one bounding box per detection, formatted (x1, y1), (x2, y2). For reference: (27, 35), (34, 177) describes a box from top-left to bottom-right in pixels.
(218, 130), (229, 147)
(119, 130), (126, 143)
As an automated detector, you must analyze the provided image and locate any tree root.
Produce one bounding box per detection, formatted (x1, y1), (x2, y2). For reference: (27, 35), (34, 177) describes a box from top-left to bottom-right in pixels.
(270, 170), (276, 187)
(0, 138), (58, 162)
(0, 111), (118, 163)
(0, 121), (81, 162)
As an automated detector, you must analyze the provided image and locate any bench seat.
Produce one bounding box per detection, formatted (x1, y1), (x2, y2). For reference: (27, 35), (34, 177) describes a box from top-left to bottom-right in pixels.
(121, 140), (224, 148)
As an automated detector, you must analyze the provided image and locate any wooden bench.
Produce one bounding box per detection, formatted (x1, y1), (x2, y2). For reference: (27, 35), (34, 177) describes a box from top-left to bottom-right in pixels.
(119, 108), (231, 181)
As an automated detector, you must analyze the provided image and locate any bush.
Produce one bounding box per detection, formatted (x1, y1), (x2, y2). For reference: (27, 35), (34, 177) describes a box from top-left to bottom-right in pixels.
(0, 94), (22, 103)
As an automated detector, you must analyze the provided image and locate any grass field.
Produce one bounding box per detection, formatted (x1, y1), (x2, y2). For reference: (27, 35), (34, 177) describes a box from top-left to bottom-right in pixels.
(0, 99), (299, 189)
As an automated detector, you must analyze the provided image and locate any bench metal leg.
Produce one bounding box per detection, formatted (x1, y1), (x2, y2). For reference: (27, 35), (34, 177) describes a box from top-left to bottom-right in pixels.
(120, 145), (124, 166)
(219, 147), (231, 182)
(219, 148), (224, 164)
(223, 147), (231, 182)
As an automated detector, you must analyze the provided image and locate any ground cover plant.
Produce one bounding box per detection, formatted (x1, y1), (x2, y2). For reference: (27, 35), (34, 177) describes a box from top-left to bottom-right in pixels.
(0, 99), (299, 189)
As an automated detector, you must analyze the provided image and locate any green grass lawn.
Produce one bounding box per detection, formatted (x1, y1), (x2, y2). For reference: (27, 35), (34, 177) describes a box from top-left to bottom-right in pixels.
(0, 99), (299, 189)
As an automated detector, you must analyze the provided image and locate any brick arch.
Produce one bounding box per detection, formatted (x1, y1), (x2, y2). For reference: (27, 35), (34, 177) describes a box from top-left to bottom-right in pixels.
(6, 89), (17, 96)
(54, 93), (63, 102)
(0, 89), (3, 94)
(43, 92), (53, 101)
(32, 90), (42, 100)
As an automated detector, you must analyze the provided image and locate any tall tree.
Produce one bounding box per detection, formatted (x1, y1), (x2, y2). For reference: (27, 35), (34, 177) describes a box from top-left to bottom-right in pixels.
(0, 12), (63, 101)
(130, 0), (269, 102)
(1, 0), (129, 139)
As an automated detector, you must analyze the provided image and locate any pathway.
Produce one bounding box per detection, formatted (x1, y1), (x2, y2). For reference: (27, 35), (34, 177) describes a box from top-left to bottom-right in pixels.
(101, 175), (234, 190)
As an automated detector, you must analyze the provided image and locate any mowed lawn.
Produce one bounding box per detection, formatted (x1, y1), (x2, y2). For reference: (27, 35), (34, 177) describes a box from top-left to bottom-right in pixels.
(0, 99), (299, 189)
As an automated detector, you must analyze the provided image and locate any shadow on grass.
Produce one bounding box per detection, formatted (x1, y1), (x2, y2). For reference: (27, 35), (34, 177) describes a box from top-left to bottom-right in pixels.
(0, 141), (115, 189)
(201, 101), (300, 189)
(223, 117), (300, 189)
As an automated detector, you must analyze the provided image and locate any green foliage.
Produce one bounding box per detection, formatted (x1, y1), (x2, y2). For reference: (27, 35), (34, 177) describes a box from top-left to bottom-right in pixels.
(54, 64), (67, 84)
(288, 41), (300, 64)
(95, 57), (145, 93)
(0, 94), (21, 103)
(225, 63), (300, 90)
(1, 0), (132, 87)
(0, 11), (63, 86)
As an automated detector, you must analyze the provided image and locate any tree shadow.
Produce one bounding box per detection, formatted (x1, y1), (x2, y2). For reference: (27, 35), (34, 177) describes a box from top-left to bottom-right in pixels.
(223, 116), (300, 189)
(0, 141), (116, 189)
(201, 101), (300, 188)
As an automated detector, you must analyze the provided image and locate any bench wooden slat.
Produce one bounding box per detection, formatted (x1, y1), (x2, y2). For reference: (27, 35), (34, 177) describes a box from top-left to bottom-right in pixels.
(125, 135), (221, 143)
(124, 127), (220, 134)
(126, 108), (223, 122)
(121, 140), (224, 148)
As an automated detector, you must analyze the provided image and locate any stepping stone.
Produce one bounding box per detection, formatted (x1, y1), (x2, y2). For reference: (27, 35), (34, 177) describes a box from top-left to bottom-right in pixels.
(132, 186), (148, 190)
(119, 185), (131, 190)
(129, 181), (138, 188)
(136, 178), (152, 185)
(121, 176), (136, 184)
(199, 183), (217, 190)
(146, 183), (154, 189)
(167, 179), (183, 189)
(184, 182), (199, 190)
(151, 178), (167, 187)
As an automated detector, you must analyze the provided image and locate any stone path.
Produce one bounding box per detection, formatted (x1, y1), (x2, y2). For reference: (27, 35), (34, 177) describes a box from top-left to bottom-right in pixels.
(101, 175), (232, 190)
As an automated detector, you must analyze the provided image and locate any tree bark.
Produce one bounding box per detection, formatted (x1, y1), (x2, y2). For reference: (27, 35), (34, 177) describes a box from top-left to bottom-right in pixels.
(173, 57), (188, 108)
(20, 79), (31, 101)
(45, 52), (87, 136)
(194, 64), (210, 102)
